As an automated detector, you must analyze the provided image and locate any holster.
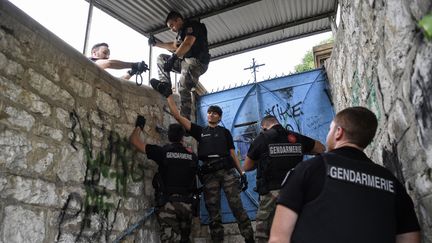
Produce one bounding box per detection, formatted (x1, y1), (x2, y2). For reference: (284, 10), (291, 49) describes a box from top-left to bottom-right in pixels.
(200, 157), (233, 174)
(153, 173), (167, 207)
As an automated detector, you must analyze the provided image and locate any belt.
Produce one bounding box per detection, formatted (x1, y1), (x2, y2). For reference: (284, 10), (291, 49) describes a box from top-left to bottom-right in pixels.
(204, 157), (224, 163)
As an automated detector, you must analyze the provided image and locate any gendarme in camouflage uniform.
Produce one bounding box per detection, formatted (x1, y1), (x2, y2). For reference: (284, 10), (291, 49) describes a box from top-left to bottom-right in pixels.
(153, 11), (210, 120)
(146, 140), (199, 243)
(201, 168), (253, 242)
(157, 201), (194, 243)
(243, 115), (323, 242)
(156, 55), (207, 119)
(130, 121), (199, 243)
(188, 106), (254, 243)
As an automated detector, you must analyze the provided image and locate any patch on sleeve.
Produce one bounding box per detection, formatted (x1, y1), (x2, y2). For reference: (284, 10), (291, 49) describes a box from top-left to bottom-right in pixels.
(281, 168), (295, 187)
(186, 27), (193, 34)
(288, 133), (297, 143)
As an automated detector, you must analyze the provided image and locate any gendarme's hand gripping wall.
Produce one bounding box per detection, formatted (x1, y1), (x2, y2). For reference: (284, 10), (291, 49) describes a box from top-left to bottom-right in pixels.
(325, 0), (432, 242)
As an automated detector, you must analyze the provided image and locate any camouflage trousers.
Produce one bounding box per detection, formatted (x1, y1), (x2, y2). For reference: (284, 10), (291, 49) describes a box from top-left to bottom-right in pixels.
(156, 201), (193, 243)
(255, 189), (280, 243)
(202, 168), (254, 242)
(157, 54), (208, 119)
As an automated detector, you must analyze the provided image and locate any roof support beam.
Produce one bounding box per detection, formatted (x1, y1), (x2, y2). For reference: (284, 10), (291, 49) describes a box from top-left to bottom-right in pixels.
(210, 27), (331, 61)
(82, 0), (94, 55)
(209, 10), (335, 49)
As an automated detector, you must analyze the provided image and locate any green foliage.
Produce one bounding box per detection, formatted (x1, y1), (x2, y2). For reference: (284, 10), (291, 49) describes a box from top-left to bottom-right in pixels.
(419, 13), (432, 40)
(294, 37), (334, 73)
(294, 51), (314, 73)
(319, 37), (334, 45)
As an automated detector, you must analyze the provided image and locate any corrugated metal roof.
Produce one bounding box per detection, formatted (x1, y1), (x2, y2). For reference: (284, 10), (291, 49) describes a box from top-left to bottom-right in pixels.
(87, 0), (337, 61)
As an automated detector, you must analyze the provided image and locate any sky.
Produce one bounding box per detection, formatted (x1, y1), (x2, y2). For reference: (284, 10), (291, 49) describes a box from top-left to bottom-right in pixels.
(8, 0), (334, 92)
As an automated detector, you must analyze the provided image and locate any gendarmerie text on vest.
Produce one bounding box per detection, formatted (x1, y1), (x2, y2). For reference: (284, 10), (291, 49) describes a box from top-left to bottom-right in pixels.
(166, 152), (193, 160)
(329, 166), (394, 193)
(269, 143), (302, 157)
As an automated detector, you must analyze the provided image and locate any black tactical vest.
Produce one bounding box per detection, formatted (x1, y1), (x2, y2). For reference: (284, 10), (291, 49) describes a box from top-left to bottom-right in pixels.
(198, 126), (229, 160)
(292, 153), (397, 243)
(159, 143), (198, 195)
(257, 126), (303, 193)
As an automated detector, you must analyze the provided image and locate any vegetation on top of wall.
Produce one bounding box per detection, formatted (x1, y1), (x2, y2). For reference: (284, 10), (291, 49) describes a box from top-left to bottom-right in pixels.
(294, 37), (334, 73)
(294, 51), (315, 73)
(419, 13), (432, 40)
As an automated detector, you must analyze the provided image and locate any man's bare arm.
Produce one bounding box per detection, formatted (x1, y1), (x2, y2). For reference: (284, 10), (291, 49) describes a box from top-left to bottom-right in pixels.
(154, 41), (177, 51)
(94, 59), (133, 69)
(396, 231), (421, 243)
(230, 149), (243, 175)
(129, 127), (146, 153)
(167, 95), (191, 131)
(243, 156), (256, 172)
(269, 205), (298, 243)
(309, 140), (325, 154)
(174, 35), (195, 57)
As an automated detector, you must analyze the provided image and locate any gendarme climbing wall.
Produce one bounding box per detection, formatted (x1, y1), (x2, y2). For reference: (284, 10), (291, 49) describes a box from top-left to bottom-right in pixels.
(326, 0), (432, 242)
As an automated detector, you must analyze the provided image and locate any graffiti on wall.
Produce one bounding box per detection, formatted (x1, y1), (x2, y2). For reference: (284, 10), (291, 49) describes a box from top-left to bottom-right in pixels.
(56, 110), (145, 242)
(352, 70), (382, 120)
(264, 101), (303, 131)
(234, 123), (259, 161)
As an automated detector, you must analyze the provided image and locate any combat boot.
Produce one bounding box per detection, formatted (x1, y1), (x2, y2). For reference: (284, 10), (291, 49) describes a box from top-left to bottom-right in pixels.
(150, 78), (172, 98)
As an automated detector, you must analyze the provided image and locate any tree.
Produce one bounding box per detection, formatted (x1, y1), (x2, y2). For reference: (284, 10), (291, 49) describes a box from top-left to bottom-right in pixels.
(294, 37), (334, 73)
(294, 51), (314, 73)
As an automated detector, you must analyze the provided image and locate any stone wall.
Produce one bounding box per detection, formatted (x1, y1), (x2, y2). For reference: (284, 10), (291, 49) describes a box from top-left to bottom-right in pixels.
(0, 2), (175, 242)
(0, 2), (250, 242)
(326, 0), (432, 242)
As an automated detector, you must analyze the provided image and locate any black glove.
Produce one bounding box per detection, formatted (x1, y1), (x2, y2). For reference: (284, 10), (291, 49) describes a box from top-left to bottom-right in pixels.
(135, 115), (146, 130)
(163, 53), (177, 72)
(240, 173), (248, 191)
(127, 69), (137, 76)
(136, 61), (149, 73)
(148, 35), (156, 46)
(131, 61), (148, 75)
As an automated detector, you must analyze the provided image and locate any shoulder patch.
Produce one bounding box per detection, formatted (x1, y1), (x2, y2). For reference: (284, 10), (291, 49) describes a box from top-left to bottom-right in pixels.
(186, 27), (193, 34)
(288, 133), (297, 143)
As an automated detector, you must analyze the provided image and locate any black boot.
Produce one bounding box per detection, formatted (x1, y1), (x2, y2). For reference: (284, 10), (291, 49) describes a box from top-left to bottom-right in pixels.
(150, 78), (172, 98)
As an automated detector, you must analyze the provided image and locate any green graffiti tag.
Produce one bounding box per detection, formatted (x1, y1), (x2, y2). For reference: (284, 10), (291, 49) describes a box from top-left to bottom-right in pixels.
(352, 71), (381, 120)
(65, 110), (145, 242)
(351, 71), (361, 107)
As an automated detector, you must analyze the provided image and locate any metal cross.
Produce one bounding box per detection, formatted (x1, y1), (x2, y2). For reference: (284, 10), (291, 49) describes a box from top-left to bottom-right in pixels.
(244, 58), (265, 83)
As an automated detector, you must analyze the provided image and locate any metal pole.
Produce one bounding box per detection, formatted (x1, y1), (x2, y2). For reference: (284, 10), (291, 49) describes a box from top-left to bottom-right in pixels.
(253, 58), (257, 83)
(82, 0), (94, 55)
(148, 45), (153, 84)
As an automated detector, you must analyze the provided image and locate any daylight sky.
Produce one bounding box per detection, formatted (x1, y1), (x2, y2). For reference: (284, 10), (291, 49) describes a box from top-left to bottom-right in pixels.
(8, 0), (334, 92)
